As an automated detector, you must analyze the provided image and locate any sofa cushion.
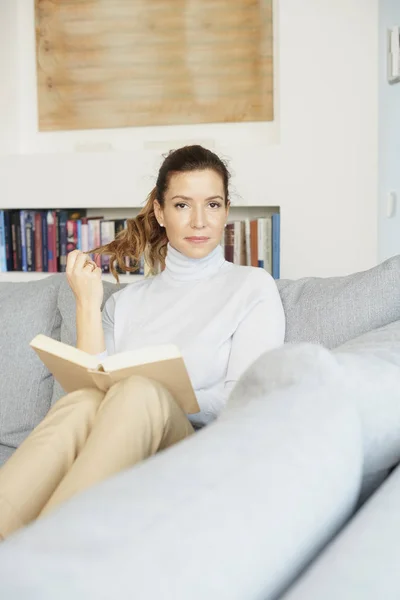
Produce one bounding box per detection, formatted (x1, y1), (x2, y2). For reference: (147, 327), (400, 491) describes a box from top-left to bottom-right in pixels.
(228, 320), (400, 504)
(0, 344), (362, 600)
(337, 318), (400, 365)
(334, 319), (400, 501)
(276, 254), (400, 349)
(281, 464), (400, 600)
(50, 277), (125, 405)
(0, 276), (62, 458)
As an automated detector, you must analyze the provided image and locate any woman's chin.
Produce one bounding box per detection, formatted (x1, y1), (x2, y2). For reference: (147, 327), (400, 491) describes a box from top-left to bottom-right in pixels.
(178, 239), (218, 258)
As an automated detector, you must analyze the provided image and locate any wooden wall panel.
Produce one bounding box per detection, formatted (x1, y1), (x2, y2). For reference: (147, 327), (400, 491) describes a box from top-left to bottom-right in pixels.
(35, 0), (273, 131)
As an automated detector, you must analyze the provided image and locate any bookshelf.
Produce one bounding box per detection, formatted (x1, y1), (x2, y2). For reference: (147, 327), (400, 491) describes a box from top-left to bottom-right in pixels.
(0, 205), (280, 283)
(0, 271), (139, 283)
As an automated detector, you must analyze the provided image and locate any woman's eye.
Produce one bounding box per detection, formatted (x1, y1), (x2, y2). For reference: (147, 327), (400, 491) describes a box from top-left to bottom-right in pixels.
(209, 202), (221, 209)
(175, 203), (188, 209)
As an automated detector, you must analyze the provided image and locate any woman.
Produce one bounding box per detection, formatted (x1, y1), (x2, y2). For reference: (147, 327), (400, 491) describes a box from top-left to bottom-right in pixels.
(0, 145), (285, 540)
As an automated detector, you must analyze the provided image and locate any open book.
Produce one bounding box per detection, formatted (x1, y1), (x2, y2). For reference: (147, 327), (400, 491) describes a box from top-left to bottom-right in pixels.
(30, 335), (200, 415)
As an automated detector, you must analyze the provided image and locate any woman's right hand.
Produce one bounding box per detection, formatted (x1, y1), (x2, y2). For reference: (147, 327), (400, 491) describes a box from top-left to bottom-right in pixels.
(66, 250), (104, 310)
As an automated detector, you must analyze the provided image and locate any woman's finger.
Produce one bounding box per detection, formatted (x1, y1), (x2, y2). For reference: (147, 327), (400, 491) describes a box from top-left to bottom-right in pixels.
(74, 252), (91, 272)
(66, 250), (81, 273)
(83, 260), (97, 272)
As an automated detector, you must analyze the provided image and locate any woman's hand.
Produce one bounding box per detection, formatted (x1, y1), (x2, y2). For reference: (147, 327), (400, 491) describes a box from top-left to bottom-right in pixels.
(66, 250), (104, 310)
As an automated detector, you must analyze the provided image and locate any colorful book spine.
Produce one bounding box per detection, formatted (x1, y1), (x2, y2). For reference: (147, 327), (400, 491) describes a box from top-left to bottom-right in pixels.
(55, 211), (60, 271)
(0, 209), (278, 276)
(77, 219), (82, 250)
(0, 211), (6, 272)
(87, 218), (102, 267)
(10, 210), (21, 271)
(66, 219), (79, 254)
(19, 210), (28, 272)
(80, 218), (90, 252)
(244, 219), (251, 267)
(114, 219), (129, 273)
(25, 211), (35, 272)
(224, 223), (234, 264)
(58, 210), (69, 272)
(34, 211), (43, 272)
(100, 220), (116, 273)
(257, 218), (265, 269)
(272, 212), (280, 279)
(41, 211), (48, 272)
(249, 220), (258, 267)
(3, 210), (13, 271)
(47, 210), (58, 272)
(232, 221), (241, 265)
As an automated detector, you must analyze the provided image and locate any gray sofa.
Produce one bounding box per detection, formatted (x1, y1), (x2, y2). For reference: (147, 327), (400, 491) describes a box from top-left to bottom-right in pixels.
(0, 256), (400, 599)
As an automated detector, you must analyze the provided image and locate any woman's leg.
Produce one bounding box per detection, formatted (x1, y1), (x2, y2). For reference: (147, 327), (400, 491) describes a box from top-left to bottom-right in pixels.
(41, 375), (194, 517)
(0, 388), (105, 539)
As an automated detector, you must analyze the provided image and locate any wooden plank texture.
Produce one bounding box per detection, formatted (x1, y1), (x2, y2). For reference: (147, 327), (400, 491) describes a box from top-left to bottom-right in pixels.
(35, 0), (273, 131)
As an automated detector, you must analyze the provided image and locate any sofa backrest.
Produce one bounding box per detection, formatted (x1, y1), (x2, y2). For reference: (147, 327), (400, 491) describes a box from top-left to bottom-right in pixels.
(1, 254), (399, 462)
(0, 275), (64, 463)
(55, 253), (400, 354)
(276, 254), (400, 349)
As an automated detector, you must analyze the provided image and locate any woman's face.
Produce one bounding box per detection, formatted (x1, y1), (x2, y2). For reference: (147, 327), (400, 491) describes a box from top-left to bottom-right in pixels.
(154, 169), (229, 259)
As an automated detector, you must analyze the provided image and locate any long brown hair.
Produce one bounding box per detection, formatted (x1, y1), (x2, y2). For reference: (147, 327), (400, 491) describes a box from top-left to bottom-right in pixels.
(90, 145), (230, 282)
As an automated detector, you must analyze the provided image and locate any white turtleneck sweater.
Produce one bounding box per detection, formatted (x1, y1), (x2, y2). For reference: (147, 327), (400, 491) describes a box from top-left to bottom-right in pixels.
(101, 244), (285, 427)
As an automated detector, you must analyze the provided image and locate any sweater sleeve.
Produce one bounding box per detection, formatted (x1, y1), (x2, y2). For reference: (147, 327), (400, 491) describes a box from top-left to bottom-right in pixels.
(94, 295), (116, 361)
(189, 271), (285, 428)
(224, 271), (285, 397)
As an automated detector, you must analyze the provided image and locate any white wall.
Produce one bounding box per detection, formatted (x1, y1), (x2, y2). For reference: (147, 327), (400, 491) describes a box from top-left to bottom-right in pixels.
(1, 0), (379, 279)
(0, 1), (19, 154)
(378, 0), (400, 261)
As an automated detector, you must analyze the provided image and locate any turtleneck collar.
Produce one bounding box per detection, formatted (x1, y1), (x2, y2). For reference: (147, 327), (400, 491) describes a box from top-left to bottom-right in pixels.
(161, 243), (226, 283)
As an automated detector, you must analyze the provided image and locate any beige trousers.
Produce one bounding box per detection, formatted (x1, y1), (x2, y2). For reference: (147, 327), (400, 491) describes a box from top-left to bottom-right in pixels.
(0, 375), (193, 540)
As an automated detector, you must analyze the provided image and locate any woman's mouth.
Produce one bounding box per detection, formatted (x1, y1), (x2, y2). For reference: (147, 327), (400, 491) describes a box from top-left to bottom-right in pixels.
(185, 237), (210, 244)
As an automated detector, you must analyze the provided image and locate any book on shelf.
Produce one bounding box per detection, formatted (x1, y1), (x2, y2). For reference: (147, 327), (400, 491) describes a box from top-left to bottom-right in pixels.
(34, 211), (43, 272)
(222, 214), (280, 278)
(24, 210), (35, 272)
(0, 211), (6, 272)
(271, 213), (280, 280)
(99, 220), (116, 273)
(57, 210), (69, 272)
(46, 210), (58, 272)
(0, 209), (281, 279)
(41, 211), (48, 272)
(30, 334), (200, 415)
(19, 210), (27, 272)
(0, 209), (145, 276)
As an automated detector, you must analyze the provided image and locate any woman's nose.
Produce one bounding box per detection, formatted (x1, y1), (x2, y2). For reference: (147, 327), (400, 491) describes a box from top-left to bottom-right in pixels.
(190, 208), (206, 229)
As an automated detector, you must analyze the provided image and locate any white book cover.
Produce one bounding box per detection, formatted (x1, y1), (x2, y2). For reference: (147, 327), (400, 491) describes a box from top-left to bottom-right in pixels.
(257, 218), (266, 268)
(233, 221), (241, 264)
(265, 216), (273, 274)
(244, 219), (251, 266)
(80, 223), (89, 252)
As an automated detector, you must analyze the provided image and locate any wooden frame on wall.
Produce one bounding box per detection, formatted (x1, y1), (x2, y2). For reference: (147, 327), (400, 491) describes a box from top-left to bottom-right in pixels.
(35, 0), (274, 131)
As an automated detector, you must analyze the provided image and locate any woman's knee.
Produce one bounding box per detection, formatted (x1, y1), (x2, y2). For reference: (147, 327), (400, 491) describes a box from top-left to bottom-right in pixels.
(104, 375), (176, 419)
(44, 388), (105, 426)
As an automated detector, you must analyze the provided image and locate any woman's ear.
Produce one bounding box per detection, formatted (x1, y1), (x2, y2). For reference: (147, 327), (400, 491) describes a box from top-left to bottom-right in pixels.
(153, 199), (164, 227)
